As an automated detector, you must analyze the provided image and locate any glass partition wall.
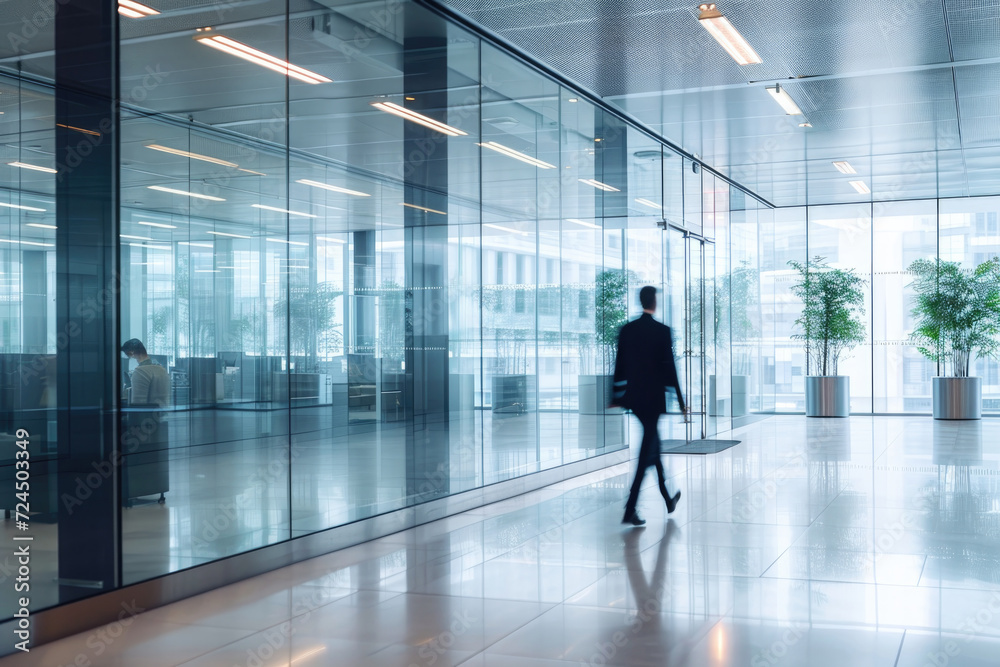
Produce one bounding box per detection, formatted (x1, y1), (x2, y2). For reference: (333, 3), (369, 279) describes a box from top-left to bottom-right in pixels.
(0, 0), (746, 624)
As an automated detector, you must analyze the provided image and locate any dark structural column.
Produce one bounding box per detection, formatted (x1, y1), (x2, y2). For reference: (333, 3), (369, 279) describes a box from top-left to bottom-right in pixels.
(402, 9), (451, 501)
(54, 0), (119, 597)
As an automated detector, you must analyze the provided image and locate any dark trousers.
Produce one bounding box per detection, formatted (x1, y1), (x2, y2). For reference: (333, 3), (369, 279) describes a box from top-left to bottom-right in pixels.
(625, 411), (671, 515)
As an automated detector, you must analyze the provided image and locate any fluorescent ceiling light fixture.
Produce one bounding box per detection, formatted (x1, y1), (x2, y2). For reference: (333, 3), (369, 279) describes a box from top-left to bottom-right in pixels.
(129, 243), (170, 251)
(578, 178), (620, 192)
(697, 3), (762, 66)
(138, 221), (177, 229)
(765, 84), (803, 115)
(484, 223), (528, 236)
(145, 145), (264, 175)
(146, 144), (238, 168)
(194, 269), (221, 273)
(179, 241), (214, 248)
(8, 161), (57, 174)
(832, 161), (857, 174)
(296, 179), (370, 197)
(316, 236), (347, 244)
(57, 123), (100, 137)
(195, 35), (331, 84)
(635, 198), (663, 211)
(849, 180), (871, 194)
(120, 234), (154, 241)
(0, 238), (53, 247)
(400, 202), (446, 215)
(252, 204), (317, 218)
(26, 223), (57, 230)
(118, 0), (159, 18)
(0, 202), (46, 212)
(371, 101), (467, 137)
(266, 237), (309, 246)
(207, 231), (252, 239)
(477, 142), (555, 169)
(148, 185), (226, 201)
(566, 218), (600, 229)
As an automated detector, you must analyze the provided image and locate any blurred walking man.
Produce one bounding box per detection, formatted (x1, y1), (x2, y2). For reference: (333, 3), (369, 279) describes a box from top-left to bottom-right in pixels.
(611, 286), (686, 526)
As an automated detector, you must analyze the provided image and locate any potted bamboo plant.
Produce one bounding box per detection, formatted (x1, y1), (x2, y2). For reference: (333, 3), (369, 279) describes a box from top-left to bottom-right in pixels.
(908, 257), (1000, 420)
(788, 257), (867, 417)
(579, 269), (633, 414)
(483, 285), (534, 415)
(711, 260), (759, 417)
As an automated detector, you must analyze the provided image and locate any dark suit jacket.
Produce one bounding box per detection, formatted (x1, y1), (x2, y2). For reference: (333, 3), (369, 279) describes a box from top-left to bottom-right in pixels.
(612, 313), (685, 415)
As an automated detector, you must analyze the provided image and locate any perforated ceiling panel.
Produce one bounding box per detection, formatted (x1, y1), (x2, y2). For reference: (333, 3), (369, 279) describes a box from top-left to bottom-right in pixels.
(441, 0), (1000, 206)
(445, 0), (950, 96)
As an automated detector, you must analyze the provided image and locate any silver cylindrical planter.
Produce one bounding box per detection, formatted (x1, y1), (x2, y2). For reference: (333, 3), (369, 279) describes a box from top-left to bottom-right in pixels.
(805, 376), (850, 418)
(932, 376), (982, 420)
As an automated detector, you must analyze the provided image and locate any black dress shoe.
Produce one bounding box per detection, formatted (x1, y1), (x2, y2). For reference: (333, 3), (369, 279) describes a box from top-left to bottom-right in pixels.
(665, 491), (682, 514)
(622, 511), (646, 526)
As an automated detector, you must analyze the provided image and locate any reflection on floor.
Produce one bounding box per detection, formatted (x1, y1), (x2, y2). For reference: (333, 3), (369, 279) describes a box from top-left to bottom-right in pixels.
(10, 415), (1000, 666)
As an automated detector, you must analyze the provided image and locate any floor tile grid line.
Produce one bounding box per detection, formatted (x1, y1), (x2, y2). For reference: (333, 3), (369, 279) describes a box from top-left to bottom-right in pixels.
(864, 423), (907, 596)
(910, 555), (929, 588)
(674, 417), (833, 519)
(149, 587), (376, 667)
(870, 424), (907, 467)
(893, 628), (907, 667)
(336, 473), (637, 600)
(783, 423), (886, 551)
(719, 600), (920, 634)
(757, 490), (846, 581)
(722, 577), (1000, 633)
(357, 516), (634, 602)
(471, 506), (625, 573)
(156, 471), (626, 658)
(717, 590), (942, 639)
(170, 625), (279, 667)
(372, 471), (696, 613)
(675, 442), (822, 529)
(368, 460), (635, 551)
(168, 595), (558, 667)
(914, 550), (931, 586)
(449, 602), (565, 667)
(168, 599), (387, 667)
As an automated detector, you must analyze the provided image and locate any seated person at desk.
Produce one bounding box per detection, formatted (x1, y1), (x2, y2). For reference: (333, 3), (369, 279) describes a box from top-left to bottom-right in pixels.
(121, 338), (169, 407)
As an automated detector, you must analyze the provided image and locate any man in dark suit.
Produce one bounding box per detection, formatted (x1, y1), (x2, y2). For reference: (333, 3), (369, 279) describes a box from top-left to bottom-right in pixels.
(611, 286), (686, 526)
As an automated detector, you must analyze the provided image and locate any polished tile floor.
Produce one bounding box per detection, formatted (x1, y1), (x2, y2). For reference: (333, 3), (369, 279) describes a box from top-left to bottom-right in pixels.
(7, 415), (1000, 666)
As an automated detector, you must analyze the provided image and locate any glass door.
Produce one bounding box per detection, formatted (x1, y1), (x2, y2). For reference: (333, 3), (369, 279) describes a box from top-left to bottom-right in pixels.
(665, 225), (717, 440)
